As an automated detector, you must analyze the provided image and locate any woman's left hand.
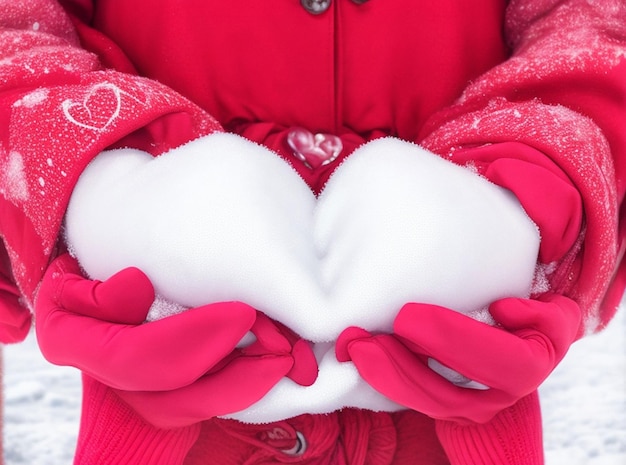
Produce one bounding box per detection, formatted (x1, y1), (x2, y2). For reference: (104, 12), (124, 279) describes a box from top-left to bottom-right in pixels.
(336, 294), (581, 423)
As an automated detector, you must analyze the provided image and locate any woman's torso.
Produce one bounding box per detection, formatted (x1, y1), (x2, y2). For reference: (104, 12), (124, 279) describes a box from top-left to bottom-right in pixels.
(91, 0), (508, 141)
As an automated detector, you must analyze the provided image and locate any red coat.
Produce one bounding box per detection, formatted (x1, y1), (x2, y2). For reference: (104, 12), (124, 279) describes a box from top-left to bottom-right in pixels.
(1, 0), (625, 464)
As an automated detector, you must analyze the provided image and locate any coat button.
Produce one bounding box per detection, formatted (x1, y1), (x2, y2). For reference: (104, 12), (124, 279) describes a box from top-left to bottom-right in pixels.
(301, 0), (331, 14)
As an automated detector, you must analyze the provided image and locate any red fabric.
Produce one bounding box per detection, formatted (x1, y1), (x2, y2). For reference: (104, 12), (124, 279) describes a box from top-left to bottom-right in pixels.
(0, 256), (31, 343)
(74, 378), (543, 465)
(74, 379), (541, 465)
(75, 375), (201, 465)
(185, 409), (449, 465)
(436, 390), (544, 465)
(85, 0), (507, 139)
(75, 376), (451, 465)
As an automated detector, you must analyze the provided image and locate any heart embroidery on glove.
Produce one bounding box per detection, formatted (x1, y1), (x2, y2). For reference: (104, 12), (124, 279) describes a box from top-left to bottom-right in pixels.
(287, 127), (343, 170)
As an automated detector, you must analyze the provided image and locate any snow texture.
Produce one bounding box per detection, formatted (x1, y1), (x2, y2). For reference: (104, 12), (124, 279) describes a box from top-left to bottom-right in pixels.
(65, 135), (539, 343)
(3, 303), (625, 464)
(63, 134), (541, 421)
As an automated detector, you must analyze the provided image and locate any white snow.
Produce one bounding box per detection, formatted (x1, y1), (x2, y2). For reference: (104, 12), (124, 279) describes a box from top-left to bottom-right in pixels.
(540, 303), (626, 465)
(63, 135), (543, 422)
(3, 303), (625, 464)
(3, 334), (80, 465)
(65, 136), (539, 344)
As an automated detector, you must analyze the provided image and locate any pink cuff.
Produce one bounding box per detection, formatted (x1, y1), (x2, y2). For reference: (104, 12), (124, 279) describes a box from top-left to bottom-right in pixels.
(435, 390), (544, 465)
(74, 375), (200, 465)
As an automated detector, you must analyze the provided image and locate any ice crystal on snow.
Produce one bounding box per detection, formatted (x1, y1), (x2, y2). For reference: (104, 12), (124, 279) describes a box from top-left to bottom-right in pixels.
(146, 296), (188, 322)
(532, 262), (557, 295)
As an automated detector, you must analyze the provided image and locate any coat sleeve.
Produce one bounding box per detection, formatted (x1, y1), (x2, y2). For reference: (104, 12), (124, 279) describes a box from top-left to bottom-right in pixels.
(0, 0), (223, 341)
(419, 0), (626, 334)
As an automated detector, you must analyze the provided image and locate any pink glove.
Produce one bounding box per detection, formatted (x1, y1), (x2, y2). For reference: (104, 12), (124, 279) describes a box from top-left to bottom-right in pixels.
(36, 253), (317, 426)
(115, 314), (318, 428)
(337, 294), (581, 424)
(452, 142), (584, 265)
(116, 309), (318, 428)
(336, 142), (584, 424)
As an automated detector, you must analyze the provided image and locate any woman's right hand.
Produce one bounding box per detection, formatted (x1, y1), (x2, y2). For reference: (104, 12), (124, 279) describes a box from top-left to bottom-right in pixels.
(35, 253), (315, 427)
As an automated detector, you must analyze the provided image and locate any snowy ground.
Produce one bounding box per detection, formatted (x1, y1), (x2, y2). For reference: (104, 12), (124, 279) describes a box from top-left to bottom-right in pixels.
(3, 306), (625, 465)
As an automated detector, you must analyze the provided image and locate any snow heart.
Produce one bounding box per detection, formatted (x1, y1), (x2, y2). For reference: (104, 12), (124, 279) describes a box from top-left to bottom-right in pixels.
(66, 133), (539, 343)
(65, 134), (540, 422)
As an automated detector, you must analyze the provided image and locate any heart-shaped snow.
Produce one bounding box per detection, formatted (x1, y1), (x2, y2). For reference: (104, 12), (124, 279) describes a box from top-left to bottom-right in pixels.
(65, 134), (539, 422)
(66, 134), (539, 343)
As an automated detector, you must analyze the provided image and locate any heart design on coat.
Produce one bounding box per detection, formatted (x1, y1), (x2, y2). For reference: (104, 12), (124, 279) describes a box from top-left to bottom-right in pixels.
(65, 134), (539, 344)
(287, 127), (343, 169)
(62, 83), (143, 131)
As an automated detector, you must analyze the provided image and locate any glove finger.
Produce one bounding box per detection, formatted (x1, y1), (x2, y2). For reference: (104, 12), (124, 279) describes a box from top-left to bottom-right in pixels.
(51, 254), (155, 325)
(285, 338), (318, 386)
(244, 313), (318, 386)
(488, 295), (582, 357)
(336, 326), (372, 362)
(115, 354), (294, 428)
(245, 312), (292, 354)
(347, 335), (513, 423)
(393, 303), (553, 394)
(37, 301), (257, 391)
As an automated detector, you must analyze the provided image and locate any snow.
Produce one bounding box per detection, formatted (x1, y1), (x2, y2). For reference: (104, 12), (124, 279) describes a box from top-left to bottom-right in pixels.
(65, 136), (539, 345)
(62, 136), (543, 422)
(540, 303), (626, 465)
(3, 303), (625, 464)
(3, 334), (79, 465)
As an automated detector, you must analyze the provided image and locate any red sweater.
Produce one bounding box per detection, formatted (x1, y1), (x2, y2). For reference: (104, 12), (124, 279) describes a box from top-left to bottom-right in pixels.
(1, 1), (625, 464)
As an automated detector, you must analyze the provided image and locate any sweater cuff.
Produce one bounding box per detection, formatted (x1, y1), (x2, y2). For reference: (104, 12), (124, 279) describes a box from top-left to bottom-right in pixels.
(74, 375), (200, 465)
(435, 390), (544, 465)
